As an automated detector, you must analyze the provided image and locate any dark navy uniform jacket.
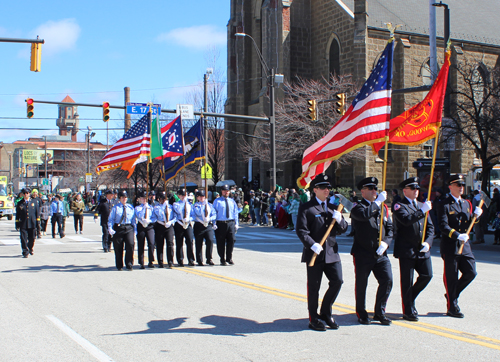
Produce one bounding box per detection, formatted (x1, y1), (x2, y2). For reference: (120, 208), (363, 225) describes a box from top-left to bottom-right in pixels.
(438, 195), (474, 257)
(16, 198), (40, 229)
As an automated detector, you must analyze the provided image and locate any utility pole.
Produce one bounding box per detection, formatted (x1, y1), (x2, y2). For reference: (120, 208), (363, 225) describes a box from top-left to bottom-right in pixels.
(203, 70), (212, 195)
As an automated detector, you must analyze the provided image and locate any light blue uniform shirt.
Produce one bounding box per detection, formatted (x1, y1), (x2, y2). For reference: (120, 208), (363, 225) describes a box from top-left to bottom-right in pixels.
(213, 196), (239, 226)
(172, 200), (193, 225)
(108, 203), (137, 233)
(134, 203), (154, 223)
(152, 202), (177, 224)
(191, 201), (217, 223)
(49, 200), (64, 215)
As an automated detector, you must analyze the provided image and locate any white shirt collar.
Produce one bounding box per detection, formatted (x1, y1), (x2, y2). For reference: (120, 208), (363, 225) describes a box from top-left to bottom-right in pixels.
(363, 198), (372, 205)
(451, 194), (461, 203)
(405, 196), (416, 204)
(315, 196), (327, 209)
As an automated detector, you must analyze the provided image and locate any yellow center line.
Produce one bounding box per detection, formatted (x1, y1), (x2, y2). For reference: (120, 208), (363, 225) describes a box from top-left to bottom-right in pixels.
(176, 266), (500, 351)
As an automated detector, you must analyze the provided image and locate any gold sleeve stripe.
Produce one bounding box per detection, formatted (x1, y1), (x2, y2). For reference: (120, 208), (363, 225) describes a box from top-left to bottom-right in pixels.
(448, 229), (456, 238)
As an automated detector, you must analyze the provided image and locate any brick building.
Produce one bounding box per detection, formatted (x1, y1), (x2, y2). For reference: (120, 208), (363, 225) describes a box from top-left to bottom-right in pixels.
(226, 0), (500, 193)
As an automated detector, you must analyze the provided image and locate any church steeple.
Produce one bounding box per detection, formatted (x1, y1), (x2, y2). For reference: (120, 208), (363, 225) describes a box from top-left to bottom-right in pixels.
(57, 95), (80, 141)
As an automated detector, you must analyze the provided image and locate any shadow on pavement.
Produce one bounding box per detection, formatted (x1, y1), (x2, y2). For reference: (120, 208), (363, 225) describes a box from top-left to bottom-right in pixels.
(0, 264), (117, 273)
(114, 315), (309, 336)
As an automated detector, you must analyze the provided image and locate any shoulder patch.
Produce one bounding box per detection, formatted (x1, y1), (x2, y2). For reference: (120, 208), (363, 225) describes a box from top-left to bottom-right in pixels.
(394, 203), (401, 211)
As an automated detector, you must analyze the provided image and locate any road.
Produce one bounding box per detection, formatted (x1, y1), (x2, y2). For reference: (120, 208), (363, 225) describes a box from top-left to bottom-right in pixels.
(1, 214), (500, 361)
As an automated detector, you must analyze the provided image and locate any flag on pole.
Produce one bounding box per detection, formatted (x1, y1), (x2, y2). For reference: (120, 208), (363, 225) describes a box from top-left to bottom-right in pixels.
(95, 113), (151, 176)
(371, 48), (451, 153)
(163, 119), (205, 182)
(297, 40), (394, 188)
(151, 116), (184, 160)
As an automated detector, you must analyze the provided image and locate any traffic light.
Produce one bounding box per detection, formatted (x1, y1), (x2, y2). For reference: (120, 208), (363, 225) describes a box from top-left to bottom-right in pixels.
(335, 93), (346, 116)
(102, 102), (110, 122)
(27, 98), (34, 118)
(30, 43), (42, 72)
(307, 99), (317, 121)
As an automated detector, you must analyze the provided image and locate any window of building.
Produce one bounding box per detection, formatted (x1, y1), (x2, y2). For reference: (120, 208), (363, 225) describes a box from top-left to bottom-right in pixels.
(67, 107), (72, 119)
(329, 39), (340, 76)
(471, 65), (487, 106)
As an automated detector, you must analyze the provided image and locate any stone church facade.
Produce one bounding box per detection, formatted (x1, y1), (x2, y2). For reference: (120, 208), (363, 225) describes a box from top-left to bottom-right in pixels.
(225, 0), (500, 193)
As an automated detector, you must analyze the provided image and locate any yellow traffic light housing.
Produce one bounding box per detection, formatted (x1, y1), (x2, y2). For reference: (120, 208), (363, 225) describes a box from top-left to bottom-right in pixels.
(103, 102), (110, 122)
(27, 98), (34, 118)
(307, 99), (317, 121)
(30, 43), (42, 72)
(335, 93), (346, 116)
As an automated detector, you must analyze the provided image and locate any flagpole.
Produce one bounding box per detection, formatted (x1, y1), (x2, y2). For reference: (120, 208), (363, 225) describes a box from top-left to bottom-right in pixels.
(156, 110), (167, 195)
(146, 105), (153, 198)
(180, 117), (187, 190)
(201, 113), (208, 196)
(378, 137), (389, 246)
(421, 125), (440, 245)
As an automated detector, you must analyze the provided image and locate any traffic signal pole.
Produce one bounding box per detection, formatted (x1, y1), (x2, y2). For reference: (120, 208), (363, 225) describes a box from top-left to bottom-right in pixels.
(0, 37), (45, 72)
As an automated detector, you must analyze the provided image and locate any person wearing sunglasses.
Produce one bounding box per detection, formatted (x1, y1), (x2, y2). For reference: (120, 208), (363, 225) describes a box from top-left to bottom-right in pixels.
(296, 173), (348, 331)
(350, 177), (394, 325)
(392, 177), (434, 322)
(438, 174), (482, 318)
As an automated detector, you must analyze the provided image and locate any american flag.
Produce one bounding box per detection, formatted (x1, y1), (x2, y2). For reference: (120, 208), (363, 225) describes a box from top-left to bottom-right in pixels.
(96, 113), (151, 174)
(297, 40), (394, 188)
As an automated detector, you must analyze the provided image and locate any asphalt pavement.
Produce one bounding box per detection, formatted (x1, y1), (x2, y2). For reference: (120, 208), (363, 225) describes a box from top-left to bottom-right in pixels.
(1, 214), (500, 361)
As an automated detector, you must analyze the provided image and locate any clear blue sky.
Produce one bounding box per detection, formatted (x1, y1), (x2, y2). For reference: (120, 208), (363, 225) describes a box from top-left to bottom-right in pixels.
(0, 0), (229, 144)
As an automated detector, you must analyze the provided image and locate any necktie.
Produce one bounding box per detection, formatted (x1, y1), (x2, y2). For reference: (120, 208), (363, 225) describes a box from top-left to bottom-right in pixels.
(225, 197), (230, 218)
(205, 202), (209, 218)
(165, 203), (169, 222)
(119, 204), (127, 224)
(321, 202), (325, 212)
(413, 201), (417, 209)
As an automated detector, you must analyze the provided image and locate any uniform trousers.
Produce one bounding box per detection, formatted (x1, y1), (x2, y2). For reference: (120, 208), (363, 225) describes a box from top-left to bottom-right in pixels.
(215, 220), (236, 262)
(73, 214), (84, 232)
(194, 222), (214, 264)
(353, 254), (393, 319)
(154, 223), (174, 266)
(174, 223), (194, 264)
(137, 223), (155, 266)
(20, 228), (36, 256)
(306, 259), (343, 321)
(112, 224), (135, 270)
(101, 224), (111, 251)
(51, 214), (63, 237)
(442, 254), (477, 313)
(399, 257), (433, 315)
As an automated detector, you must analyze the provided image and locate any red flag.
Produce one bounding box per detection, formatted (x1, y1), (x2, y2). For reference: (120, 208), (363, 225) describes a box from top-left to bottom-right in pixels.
(297, 41), (394, 189)
(371, 49), (451, 153)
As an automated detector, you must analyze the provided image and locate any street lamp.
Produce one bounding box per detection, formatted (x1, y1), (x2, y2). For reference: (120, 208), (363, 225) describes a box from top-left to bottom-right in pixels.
(235, 32), (283, 192)
(86, 126), (96, 193)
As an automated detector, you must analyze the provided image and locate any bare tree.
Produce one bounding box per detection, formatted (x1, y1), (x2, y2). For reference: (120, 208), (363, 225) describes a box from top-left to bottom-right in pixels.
(442, 55), (500, 193)
(240, 75), (364, 165)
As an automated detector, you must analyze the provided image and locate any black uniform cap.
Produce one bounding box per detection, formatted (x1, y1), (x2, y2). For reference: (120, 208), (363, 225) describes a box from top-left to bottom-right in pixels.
(357, 177), (379, 190)
(399, 177), (420, 189)
(20, 188), (30, 195)
(196, 190), (205, 197)
(448, 174), (466, 186)
(137, 190), (147, 198)
(157, 191), (166, 200)
(220, 185), (230, 191)
(177, 188), (186, 196)
(104, 189), (113, 195)
(149, 190), (155, 196)
(310, 173), (331, 188)
(118, 190), (128, 198)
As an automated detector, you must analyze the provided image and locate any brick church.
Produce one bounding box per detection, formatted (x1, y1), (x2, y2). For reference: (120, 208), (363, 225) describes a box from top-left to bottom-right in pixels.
(225, 0), (500, 194)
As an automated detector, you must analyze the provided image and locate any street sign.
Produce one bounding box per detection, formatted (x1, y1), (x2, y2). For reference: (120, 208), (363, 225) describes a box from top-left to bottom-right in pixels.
(85, 173), (92, 183)
(201, 164), (213, 179)
(126, 103), (161, 116)
(176, 104), (195, 120)
(42, 178), (49, 186)
(79, 177), (84, 183)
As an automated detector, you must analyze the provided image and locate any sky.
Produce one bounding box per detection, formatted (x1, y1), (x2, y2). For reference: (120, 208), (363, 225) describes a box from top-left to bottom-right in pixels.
(0, 0), (229, 144)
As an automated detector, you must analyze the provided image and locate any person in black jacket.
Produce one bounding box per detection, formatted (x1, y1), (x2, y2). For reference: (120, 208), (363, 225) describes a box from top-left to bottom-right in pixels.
(350, 177), (393, 325)
(437, 174), (482, 318)
(94, 189), (114, 252)
(296, 173), (348, 331)
(393, 177), (434, 322)
(16, 188), (40, 258)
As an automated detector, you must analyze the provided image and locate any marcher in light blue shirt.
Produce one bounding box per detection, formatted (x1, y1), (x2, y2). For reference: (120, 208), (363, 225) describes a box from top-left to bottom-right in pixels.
(191, 190), (216, 265)
(172, 188), (195, 266)
(134, 190), (155, 269)
(49, 194), (65, 238)
(153, 191), (177, 267)
(213, 185), (239, 265)
(107, 190), (136, 271)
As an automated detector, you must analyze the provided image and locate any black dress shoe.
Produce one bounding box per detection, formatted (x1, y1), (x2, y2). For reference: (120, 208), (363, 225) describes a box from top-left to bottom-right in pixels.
(447, 310), (464, 318)
(148, 263), (155, 268)
(168, 262), (173, 268)
(220, 260), (227, 266)
(178, 262), (184, 267)
(403, 314), (419, 322)
(227, 260), (234, 265)
(158, 263), (165, 268)
(358, 317), (371, 325)
(140, 264), (145, 269)
(23, 254), (29, 258)
(29, 250), (33, 255)
(319, 314), (339, 329)
(126, 266), (133, 271)
(373, 314), (392, 325)
(188, 261), (195, 266)
(197, 262), (204, 266)
(308, 319), (326, 331)
(207, 260), (214, 265)
(117, 267), (122, 271)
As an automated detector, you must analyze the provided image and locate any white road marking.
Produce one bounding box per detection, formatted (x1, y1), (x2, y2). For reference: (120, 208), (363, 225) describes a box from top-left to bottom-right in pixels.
(46, 315), (115, 362)
(66, 236), (96, 242)
(0, 239), (18, 246)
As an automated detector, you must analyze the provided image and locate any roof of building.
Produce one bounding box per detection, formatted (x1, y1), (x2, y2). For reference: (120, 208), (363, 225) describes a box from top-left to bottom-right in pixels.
(13, 140), (108, 151)
(61, 95), (75, 103)
(339, 0), (500, 46)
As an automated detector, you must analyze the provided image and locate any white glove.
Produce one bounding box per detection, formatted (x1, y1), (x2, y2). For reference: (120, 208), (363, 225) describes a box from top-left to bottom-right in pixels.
(457, 233), (469, 243)
(109, 228), (116, 236)
(376, 241), (389, 256)
(329, 209), (342, 224)
(420, 201), (432, 213)
(212, 224), (218, 230)
(311, 243), (323, 255)
(94, 218), (97, 223)
(474, 206), (483, 218)
(164, 221), (171, 228)
(374, 191), (387, 207)
(420, 242), (430, 253)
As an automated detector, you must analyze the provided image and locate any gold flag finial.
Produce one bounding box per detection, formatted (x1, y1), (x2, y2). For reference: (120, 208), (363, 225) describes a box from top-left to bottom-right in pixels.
(385, 23), (402, 39)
